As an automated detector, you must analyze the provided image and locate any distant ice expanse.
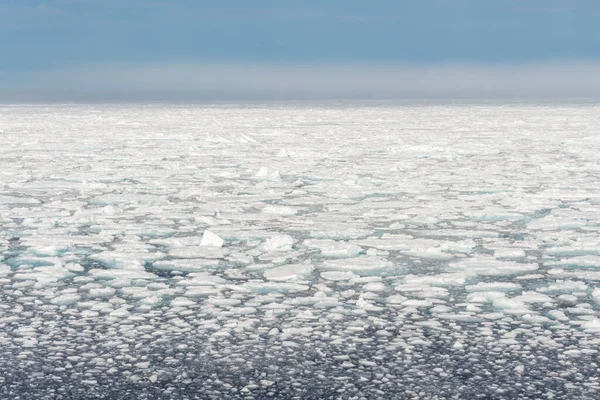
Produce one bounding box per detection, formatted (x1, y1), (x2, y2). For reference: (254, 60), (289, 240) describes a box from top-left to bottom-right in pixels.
(1, 103), (600, 399)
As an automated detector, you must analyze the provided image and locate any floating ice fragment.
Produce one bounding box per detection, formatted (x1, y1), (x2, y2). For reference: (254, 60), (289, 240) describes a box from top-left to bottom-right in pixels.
(140, 296), (163, 306)
(0, 264), (10, 278)
(206, 135), (231, 143)
(401, 299), (433, 308)
(309, 228), (372, 240)
(527, 216), (585, 230)
(276, 148), (289, 157)
(547, 310), (568, 321)
(465, 282), (522, 292)
(242, 281), (309, 293)
(592, 288), (600, 304)
(200, 230), (224, 247)
(515, 274), (544, 280)
(27, 246), (61, 257)
(556, 255), (600, 268)
(402, 248), (453, 260)
(580, 318), (600, 334)
(363, 282), (386, 292)
(152, 259), (220, 272)
(260, 235), (295, 252)
(0, 195), (40, 204)
(403, 273), (467, 287)
(168, 246), (228, 259)
(88, 287), (116, 298)
(262, 205), (297, 216)
(88, 268), (157, 280)
(198, 215), (231, 226)
(263, 263), (313, 281)
(253, 167), (281, 181)
(538, 281), (588, 294)
(493, 248), (527, 259)
(303, 239), (362, 258)
(356, 296), (384, 311)
(320, 271), (359, 281)
(447, 255), (538, 276)
(492, 298), (530, 315)
(319, 256), (396, 276)
(50, 293), (81, 305)
(109, 307), (130, 318)
(514, 365), (525, 374)
(170, 297), (196, 307)
(467, 291), (531, 314)
(513, 291), (554, 303)
(239, 134), (256, 143)
(88, 252), (148, 270)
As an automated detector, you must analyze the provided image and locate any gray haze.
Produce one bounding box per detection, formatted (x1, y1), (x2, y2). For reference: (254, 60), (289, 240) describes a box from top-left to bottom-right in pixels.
(2, 62), (600, 102)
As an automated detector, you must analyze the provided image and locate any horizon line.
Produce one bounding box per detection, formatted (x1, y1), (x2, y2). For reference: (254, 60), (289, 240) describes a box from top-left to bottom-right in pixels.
(2, 61), (600, 102)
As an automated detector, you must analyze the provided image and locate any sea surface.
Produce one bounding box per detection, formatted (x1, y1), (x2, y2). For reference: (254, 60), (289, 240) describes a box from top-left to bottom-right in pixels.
(1, 103), (600, 399)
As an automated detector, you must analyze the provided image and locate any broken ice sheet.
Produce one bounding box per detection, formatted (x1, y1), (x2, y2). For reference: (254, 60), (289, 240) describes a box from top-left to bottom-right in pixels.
(2, 104), (600, 398)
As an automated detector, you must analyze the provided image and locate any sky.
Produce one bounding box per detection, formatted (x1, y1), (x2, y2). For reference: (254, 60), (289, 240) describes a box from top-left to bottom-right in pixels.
(1, 0), (600, 101)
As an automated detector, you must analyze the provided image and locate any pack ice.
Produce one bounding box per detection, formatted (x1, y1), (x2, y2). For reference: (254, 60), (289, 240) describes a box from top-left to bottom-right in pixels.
(1, 103), (600, 399)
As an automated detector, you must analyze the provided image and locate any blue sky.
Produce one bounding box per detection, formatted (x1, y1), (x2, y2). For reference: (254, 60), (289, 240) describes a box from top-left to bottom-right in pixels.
(1, 0), (599, 100)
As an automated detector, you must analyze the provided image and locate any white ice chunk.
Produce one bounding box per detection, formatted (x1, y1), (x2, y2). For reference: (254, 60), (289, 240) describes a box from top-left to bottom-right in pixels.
(591, 288), (600, 304)
(395, 283), (449, 299)
(200, 230), (224, 247)
(168, 246), (228, 259)
(320, 271), (359, 281)
(88, 287), (116, 298)
(253, 167), (281, 181)
(88, 268), (157, 281)
(0, 264), (10, 278)
(402, 299), (433, 308)
(239, 134), (256, 143)
(303, 239), (362, 258)
(170, 297), (196, 307)
(447, 255), (538, 276)
(318, 256), (397, 276)
(276, 148), (289, 157)
(467, 291), (530, 315)
(527, 216), (585, 230)
(556, 255), (600, 268)
(513, 291), (554, 303)
(580, 318), (600, 334)
(356, 296), (384, 311)
(88, 252), (150, 270)
(242, 281), (310, 293)
(50, 293), (81, 305)
(493, 248), (527, 259)
(152, 259), (219, 272)
(538, 281), (588, 294)
(260, 235), (295, 252)
(465, 282), (522, 292)
(263, 263), (314, 281)
(0, 195), (40, 204)
(403, 273), (467, 287)
(262, 205), (297, 216)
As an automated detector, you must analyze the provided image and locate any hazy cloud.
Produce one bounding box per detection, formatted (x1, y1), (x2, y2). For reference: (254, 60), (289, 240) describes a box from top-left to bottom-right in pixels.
(1, 62), (600, 102)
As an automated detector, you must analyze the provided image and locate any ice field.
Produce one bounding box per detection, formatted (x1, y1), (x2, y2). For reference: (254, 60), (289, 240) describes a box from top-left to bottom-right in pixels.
(1, 103), (600, 399)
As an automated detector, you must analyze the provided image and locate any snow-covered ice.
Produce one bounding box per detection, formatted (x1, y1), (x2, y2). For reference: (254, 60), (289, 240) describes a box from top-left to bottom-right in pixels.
(1, 103), (600, 398)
